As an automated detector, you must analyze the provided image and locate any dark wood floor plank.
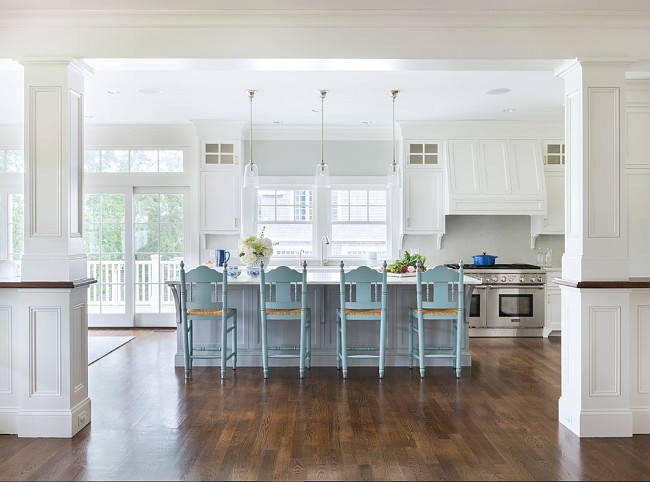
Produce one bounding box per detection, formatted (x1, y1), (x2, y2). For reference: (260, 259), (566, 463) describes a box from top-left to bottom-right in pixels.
(1, 330), (650, 481)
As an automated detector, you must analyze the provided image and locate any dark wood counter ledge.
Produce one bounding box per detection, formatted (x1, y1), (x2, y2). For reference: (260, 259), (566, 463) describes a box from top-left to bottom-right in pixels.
(553, 277), (650, 289)
(0, 278), (97, 289)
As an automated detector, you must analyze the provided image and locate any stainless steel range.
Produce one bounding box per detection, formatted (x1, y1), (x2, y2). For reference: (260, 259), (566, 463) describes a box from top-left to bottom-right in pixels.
(445, 263), (545, 337)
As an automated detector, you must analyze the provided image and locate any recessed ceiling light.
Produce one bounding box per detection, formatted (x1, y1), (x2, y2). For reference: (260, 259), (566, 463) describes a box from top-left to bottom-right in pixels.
(503, 109), (516, 113)
(362, 121), (372, 125)
(84, 115), (94, 118)
(486, 88), (511, 95)
(137, 88), (162, 94)
(107, 90), (120, 95)
(273, 121), (283, 125)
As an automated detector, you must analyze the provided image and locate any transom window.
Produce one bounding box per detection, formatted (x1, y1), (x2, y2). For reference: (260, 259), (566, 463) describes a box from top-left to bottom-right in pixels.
(84, 149), (184, 173)
(331, 189), (387, 257)
(256, 189), (313, 256)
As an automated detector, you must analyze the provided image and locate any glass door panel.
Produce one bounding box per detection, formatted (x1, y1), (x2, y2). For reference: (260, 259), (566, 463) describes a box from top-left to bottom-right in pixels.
(134, 192), (185, 315)
(84, 194), (127, 316)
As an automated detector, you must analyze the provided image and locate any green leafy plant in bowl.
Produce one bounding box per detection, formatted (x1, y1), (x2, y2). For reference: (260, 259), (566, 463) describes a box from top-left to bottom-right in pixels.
(386, 251), (427, 274)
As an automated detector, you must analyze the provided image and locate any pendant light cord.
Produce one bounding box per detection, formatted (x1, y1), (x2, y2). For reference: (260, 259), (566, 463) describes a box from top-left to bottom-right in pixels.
(391, 90), (399, 172)
(248, 90), (255, 173)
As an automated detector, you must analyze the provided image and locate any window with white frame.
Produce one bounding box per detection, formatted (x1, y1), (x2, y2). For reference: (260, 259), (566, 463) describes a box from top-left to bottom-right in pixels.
(84, 149), (184, 173)
(256, 189), (313, 256)
(331, 189), (387, 257)
(0, 150), (24, 172)
(8, 193), (23, 266)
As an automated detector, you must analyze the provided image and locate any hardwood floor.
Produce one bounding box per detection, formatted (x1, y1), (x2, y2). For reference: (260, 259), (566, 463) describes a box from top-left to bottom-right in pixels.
(1, 330), (649, 481)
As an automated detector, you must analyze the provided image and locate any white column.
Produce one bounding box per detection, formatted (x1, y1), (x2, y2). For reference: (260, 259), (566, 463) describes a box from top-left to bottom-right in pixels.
(20, 59), (88, 282)
(557, 60), (635, 437)
(1, 59), (92, 437)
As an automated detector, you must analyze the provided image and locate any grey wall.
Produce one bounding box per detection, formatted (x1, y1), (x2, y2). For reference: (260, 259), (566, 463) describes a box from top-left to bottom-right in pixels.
(243, 140), (392, 176)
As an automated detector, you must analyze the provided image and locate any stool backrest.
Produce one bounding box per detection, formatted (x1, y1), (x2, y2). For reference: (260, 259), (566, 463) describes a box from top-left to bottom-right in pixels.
(260, 262), (307, 311)
(416, 261), (464, 311)
(339, 261), (388, 311)
(179, 262), (229, 313)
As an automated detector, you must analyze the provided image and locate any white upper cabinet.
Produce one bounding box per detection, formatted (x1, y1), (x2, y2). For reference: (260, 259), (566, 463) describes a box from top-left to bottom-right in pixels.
(542, 140), (566, 168)
(403, 140), (445, 239)
(531, 140), (565, 246)
(447, 138), (545, 214)
(198, 139), (241, 234)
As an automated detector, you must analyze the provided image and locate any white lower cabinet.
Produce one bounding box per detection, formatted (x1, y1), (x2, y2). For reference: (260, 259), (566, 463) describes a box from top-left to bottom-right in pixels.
(544, 270), (562, 337)
(403, 169), (444, 234)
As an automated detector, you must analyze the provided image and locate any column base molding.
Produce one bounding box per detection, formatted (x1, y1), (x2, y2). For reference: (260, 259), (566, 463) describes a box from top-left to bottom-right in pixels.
(15, 397), (91, 438)
(632, 408), (650, 434)
(559, 396), (633, 437)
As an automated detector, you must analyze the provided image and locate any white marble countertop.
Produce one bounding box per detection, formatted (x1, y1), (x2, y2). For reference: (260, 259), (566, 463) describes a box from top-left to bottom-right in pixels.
(170, 265), (481, 286)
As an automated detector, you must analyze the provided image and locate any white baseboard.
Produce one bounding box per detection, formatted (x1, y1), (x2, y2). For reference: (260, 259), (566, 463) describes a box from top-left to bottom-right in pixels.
(0, 408), (18, 434)
(559, 397), (633, 437)
(16, 398), (91, 438)
(632, 408), (650, 434)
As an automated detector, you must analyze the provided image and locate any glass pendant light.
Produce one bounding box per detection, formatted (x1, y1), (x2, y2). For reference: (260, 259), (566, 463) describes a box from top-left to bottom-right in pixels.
(387, 90), (401, 188)
(243, 89), (260, 188)
(314, 90), (331, 188)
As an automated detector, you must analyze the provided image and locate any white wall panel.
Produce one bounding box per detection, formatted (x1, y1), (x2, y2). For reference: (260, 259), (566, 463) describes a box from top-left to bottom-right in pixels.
(29, 307), (61, 397)
(69, 89), (82, 238)
(589, 306), (621, 396)
(0, 307), (12, 394)
(638, 305), (650, 394)
(29, 87), (62, 237)
(587, 87), (620, 238)
(72, 303), (85, 394)
(566, 89), (582, 239)
(626, 109), (650, 166)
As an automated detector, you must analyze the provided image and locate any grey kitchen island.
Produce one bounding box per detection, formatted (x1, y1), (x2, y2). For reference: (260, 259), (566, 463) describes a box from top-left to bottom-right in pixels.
(167, 267), (480, 369)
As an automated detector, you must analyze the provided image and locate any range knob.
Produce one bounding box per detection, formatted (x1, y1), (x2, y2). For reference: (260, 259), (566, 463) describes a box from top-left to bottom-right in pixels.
(500, 276), (507, 282)
(493, 276), (498, 282)
(520, 276), (525, 282)
(538, 276), (544, 282)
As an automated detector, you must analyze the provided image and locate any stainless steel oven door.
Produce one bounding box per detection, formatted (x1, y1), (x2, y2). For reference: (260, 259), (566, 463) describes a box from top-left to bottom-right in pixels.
(468, 285), (487, 328)
(487, 285), (545, 328)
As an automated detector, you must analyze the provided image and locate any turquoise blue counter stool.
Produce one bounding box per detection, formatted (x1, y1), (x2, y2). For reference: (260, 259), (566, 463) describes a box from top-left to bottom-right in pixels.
(259, 261), (311, 378)
(408, 261), (464, 378)
(179, 261), (237, 379)
(336, 261), (388, 379)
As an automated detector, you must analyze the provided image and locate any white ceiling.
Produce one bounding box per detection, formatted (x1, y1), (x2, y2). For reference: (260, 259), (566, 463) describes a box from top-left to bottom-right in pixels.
(0, 58), (573, 126)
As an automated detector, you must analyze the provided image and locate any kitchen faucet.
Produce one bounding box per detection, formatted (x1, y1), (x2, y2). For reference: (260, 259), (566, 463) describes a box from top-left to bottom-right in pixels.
(299, 249), (305, 267)
(321, 235), (330, 266)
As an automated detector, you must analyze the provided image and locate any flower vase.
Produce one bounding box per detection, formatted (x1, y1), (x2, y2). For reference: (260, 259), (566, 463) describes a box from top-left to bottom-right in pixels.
(246, 255), (270, 277)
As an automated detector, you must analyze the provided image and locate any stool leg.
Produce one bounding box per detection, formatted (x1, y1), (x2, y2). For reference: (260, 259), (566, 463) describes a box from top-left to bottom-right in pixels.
(306, 313), (312, 369)
(232, 312), (237, 370)
(221, 314), (227, 379)
(379, 313), (386, 379)
(261, 310), (269, 379)
(299, 312), (306, 379)
(183, 317), (191, 379)
(408, 311), (413, 369)
(455, 318), (463, 379)
(341, 313), (348, 379)
(418, 313), (425, 378)
(336, 313), (341, 370)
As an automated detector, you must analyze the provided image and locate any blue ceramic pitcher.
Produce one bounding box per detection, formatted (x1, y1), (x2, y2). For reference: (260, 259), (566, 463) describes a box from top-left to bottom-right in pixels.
(216, 249), (231, 266)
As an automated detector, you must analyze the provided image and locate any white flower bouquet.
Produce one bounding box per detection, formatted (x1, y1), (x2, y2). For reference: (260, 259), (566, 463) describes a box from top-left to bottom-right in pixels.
(238, 226), (274, 266)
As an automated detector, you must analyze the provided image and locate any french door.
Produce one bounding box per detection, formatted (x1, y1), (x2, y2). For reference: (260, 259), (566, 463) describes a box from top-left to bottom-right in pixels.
(85, 186), (190, 327)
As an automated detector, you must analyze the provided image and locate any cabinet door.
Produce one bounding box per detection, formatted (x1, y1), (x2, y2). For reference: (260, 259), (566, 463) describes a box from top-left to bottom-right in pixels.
(479, 139), (511, 194)
(200, 170), (239, 232)
(404, 170), (443, 233)
(545, 287), (562, 336)
(448, 140), (480, 195)
(510, 139), (544, 196)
